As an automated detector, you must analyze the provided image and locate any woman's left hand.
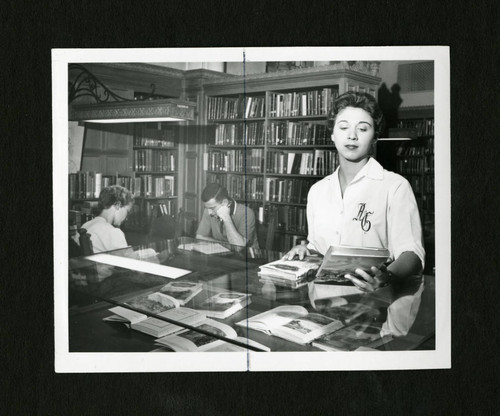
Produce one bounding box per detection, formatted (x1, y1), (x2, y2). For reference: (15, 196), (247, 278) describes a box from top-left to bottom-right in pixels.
(345, 266), (390, 293)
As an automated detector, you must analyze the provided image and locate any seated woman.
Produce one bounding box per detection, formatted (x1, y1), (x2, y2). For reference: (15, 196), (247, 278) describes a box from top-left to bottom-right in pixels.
(81, 185), (134, 253)
(286, 91), (425, 295)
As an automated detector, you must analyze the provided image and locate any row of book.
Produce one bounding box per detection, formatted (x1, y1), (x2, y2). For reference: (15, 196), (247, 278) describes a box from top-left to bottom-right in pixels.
(268, 88), (339, 118)
(269, 204), (308, 234)
(207, 95), (265, 120)
(133, 149), (177, 172)
(406, 176), (434, 194)
(396, 138), (434, 157)
(69, 172), (177, 200)
(265, 177), (318, 204)
(213, 122), (265, 146)
(397, 157), (422, 176)
(69, 172), (133, 199)
(138, 175), (175, 198)
(396, 118), (434, 136)
(226, 176), (265, 201)
(266, 150), (339, 176)
(204, 149), (264, 173)
(133, 126), (176, 148)
(143, 200), (177, 222)
(206, 173), (227, 189)
(268, 121), (330, 146)
(274, 233), (306, 252)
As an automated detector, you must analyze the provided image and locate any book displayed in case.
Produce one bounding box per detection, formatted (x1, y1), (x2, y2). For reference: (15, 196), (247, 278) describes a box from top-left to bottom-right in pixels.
(103, 292), (206, 338)
(154, 319), (269, 352)
(236, 305), (344, 345)
(203, 70), (380, 251)
(196, 291), (252, 319)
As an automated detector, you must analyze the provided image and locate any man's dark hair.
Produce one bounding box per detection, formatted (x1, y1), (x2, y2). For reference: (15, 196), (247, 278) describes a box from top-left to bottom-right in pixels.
(201, 183), (229, 203)
(328, 91), (385, 139)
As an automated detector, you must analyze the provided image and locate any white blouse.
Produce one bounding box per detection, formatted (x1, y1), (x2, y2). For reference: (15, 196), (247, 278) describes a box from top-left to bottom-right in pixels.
(306, 157), (425, 267)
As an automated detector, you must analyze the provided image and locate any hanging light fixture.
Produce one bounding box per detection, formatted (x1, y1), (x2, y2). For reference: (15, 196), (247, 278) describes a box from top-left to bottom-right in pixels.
(68, 64), (196, 123)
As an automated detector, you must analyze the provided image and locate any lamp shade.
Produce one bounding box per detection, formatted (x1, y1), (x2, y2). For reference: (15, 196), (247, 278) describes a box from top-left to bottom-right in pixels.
(70, 98), (196, 123)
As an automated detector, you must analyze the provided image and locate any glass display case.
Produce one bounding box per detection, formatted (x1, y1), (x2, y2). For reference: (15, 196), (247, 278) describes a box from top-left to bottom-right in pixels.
(68, 237), (435, 353)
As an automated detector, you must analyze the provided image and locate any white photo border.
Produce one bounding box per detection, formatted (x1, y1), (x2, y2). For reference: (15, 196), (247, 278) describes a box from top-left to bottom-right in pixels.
(53, 46), (450, 372)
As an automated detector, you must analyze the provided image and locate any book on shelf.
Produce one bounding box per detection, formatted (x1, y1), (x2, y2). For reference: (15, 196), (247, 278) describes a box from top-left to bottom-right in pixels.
(134, 125), (176, 148)
(154, 319), (270, 352)
(258, 256), (321, 289)
(236, 305), (344, 345)
(312, 322), (392, 351)
(177, 241), (232, 255)
(196, 291), (251, 319)
(104, 293), (206, 338)
(314, 245), (390, 284)
(158, 281), (204, 306)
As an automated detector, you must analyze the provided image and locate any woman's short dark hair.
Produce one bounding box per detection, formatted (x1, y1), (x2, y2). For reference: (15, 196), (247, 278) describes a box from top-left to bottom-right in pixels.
(201, 183), (229, 203)
(328, 92), (385, 139)
(96, 185), (134, 214)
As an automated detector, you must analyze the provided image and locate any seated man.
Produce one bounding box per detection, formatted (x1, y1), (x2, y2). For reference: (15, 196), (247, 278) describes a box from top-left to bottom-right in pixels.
(196, 183), (259, 248)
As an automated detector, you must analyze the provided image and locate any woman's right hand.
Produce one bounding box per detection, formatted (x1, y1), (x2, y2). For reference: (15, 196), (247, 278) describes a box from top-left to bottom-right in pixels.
(284, 241), (310, 260)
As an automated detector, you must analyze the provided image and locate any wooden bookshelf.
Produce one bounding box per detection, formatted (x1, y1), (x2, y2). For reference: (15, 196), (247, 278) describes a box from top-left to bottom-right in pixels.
(130, 123), (180, 232)
(202, 68), (381, 250)
(393, 115), (435, 227)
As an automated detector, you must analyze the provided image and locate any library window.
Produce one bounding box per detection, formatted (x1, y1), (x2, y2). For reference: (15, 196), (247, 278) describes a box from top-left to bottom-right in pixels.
(397, 62), (434, 92)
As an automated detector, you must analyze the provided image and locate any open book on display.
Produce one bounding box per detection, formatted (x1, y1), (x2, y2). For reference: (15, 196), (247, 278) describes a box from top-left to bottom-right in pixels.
(196, 291), (251, 319)
(177, 241), (232, 255)
(312, 322), (393, 351)
(158, 281), (203, 305)
(103, 292), (206, 338)
(154, 319), (270, 352)
(236, 305), (344, 345)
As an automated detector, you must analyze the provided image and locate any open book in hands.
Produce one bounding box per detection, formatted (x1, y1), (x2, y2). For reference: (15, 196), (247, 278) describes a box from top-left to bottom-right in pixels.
(315, 245), (390, 284)
(236, 305), (344, 345)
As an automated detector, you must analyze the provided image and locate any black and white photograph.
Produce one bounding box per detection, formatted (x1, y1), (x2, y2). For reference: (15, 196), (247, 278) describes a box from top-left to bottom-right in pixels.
(53, 47), (450, 372)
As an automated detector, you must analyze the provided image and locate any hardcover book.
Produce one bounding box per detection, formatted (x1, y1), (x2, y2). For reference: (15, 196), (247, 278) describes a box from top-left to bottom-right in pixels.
(312, 322), (393, 351)
(258, 255), (322, 282)
(159, 281), (203, 306)
(196, 291), (251, 319)
(104, 299), (206, 338)
(236, 305), (344, 345)
(315, 245), (390, 284)
(154, 319), (269, 352)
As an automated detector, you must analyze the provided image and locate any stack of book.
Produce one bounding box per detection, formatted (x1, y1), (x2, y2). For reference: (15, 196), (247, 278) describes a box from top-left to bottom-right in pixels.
(258, 256), (322, 289)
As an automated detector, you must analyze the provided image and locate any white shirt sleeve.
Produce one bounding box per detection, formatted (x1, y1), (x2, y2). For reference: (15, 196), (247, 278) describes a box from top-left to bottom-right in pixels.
(387, 179), (426, 269)
(306, 187), (319, 253)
